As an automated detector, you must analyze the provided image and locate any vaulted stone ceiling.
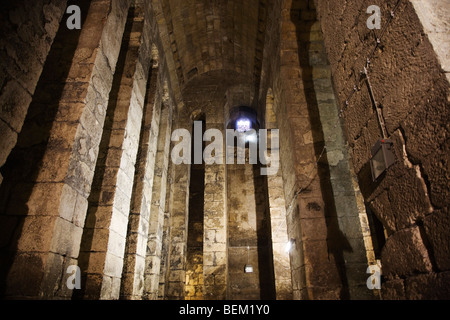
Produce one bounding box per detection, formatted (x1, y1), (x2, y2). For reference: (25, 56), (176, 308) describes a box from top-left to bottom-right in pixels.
(160, 0), (267, 89)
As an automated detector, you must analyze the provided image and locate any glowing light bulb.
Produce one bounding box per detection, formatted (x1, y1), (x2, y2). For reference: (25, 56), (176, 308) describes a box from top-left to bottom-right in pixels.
(236, 118), (251, 133)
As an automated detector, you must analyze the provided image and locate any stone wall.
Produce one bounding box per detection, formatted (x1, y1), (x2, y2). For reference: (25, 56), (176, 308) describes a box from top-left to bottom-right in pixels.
(227, 161), (276, 300)
(314, 0), (450, 299)
(0, 0), (68, 186)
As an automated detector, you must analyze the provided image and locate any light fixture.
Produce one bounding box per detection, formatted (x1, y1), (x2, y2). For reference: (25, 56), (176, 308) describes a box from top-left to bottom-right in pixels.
(236, 118), (251, 133)
(228, 106), (259, 135)
(285, 238), (296, 253)
(370, 139), (395, 181)
(244, 246), (253, 273)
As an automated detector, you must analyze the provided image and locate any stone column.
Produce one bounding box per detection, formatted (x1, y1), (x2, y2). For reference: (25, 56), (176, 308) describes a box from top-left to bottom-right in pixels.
(280, 0), (344, 300)
(158, 158), (175, 299)
(310, 29), (372, 299)
(281, 0), (371, 299)
(165, 119), (191, 299)
(144, 103), (173, 299)
(264, 95), (294, 299)
(78, 4), (151, 300)
(120, 64), (160, 300)
(267, 160), (293, 299)
(203, 126), (227, 300)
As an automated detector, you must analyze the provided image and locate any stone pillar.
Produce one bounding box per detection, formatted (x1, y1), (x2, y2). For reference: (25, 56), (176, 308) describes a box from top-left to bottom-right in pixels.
(280, 0), (344, 300)
(264, 93), (294, 299)
(310, 32), (372, 299)
(165, 119), (191, 299)
(144, 103), (173, 299)
(0, 0), (132, 299)
(281, 0), (372, 299)
(267, 159), (293, 299)
(158, 159), (175, 299)
(203, 126), (227, 300)
(120, 63), (160, 300)
(78, 3), (151, 300)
